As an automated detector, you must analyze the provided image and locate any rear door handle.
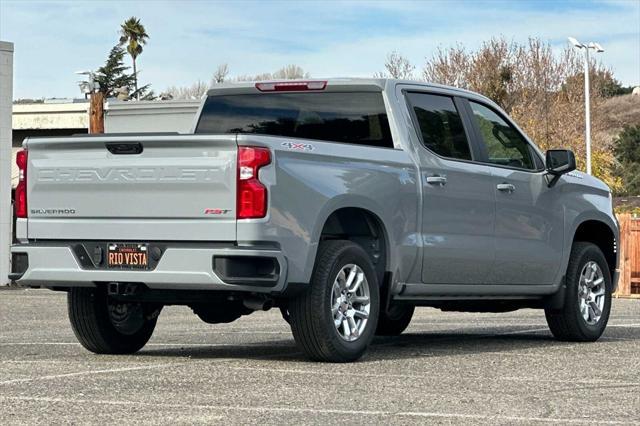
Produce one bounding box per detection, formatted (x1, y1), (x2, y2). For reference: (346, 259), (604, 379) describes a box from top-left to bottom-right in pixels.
(497, 183), (516, 193)
(426, 175), (447, 186)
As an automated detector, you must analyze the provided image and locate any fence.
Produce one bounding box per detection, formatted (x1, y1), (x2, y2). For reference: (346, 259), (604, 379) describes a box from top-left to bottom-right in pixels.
(616, 214), (640, 297)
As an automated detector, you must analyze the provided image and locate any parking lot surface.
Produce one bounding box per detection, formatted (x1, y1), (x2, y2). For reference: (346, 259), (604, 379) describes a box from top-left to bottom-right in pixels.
(0, 289), (638, 425)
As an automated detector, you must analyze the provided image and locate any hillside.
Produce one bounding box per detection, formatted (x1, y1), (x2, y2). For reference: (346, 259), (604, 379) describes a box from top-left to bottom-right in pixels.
(597, 94), (640, 140)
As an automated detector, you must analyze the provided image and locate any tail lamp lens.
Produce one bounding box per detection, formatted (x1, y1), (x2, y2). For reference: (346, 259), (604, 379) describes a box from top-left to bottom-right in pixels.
(15, 150), (28, 218)
(237, 147), (271, 219)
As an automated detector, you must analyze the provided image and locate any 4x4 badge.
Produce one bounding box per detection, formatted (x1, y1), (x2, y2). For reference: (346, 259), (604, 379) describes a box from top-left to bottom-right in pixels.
(281, 142), (314, 151)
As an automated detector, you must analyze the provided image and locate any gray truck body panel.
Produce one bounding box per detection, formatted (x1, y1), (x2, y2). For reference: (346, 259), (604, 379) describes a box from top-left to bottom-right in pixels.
(11, 79), (619, 298)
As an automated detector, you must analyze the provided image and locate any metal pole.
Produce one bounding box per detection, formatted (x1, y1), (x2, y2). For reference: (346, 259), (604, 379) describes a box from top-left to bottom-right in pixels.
(0, 41), (14, 286)
(584, 47), (592, 175)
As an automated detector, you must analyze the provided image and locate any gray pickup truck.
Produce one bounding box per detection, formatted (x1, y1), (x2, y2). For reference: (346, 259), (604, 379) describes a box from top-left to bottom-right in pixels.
(10, 79), (619, 362)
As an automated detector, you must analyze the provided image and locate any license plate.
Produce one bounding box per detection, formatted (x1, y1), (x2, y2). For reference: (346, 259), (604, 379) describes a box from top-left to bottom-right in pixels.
(107, 243), (149, 269)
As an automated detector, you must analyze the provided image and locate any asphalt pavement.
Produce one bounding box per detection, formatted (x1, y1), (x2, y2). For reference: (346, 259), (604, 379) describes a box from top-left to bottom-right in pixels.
(1, 288), (638, 425)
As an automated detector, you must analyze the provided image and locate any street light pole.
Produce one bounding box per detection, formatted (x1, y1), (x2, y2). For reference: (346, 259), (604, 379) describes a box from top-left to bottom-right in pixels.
(568, 37), (604, 175)
(584, 46), (591, 175)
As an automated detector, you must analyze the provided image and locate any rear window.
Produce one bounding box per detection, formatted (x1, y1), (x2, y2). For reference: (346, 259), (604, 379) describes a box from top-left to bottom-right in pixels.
(195, 92), (394, 148)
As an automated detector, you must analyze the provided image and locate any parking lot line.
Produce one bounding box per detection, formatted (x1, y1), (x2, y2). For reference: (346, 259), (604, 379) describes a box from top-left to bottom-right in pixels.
(0, 341), (293, 347)
(224, 366), (640, 387)
(0, 363), (178, 385)
(608, 324), (640, 327)
(0, 396), (633, 424)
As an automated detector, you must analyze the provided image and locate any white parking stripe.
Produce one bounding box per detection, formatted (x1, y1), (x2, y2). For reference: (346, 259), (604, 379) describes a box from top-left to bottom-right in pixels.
(0, 396), (633, 424)
(224, 366), (640, 386)
(0, 363), (177, 385)
(0, 341), (295, 347)
(492, 327), (550, 335)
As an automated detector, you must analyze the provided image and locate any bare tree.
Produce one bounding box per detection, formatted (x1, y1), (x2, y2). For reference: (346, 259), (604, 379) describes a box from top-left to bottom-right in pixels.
(212, 63), (229, 84)
(165, 80), (209, 100)
(235, 65), (311, 81)
(375, 51), (415, 79)
(272, 64), (310, 79)
(421, 37), (621, 191)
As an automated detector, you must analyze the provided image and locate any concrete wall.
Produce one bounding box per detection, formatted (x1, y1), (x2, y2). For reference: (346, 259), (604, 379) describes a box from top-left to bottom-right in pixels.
(105, 100), (200, 133)
(13, 102), (88, 130)
(0, 41), (13, 286)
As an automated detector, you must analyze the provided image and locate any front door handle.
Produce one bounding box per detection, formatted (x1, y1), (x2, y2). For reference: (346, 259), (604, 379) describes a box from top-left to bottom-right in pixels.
(426, 175), (447, 186)
(497, 183), (516, 193)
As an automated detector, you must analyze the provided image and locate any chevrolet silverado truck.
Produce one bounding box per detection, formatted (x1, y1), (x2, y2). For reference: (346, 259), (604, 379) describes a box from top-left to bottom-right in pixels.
(10, 79), (619, 362)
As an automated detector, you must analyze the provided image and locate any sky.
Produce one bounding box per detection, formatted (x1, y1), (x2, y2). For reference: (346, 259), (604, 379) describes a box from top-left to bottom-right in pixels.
(0, 0), (639, 100)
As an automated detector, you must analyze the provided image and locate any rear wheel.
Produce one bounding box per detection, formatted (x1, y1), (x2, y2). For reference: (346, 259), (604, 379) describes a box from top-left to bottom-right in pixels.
(376, 304), (414, 336)
(68, 287), (159, 354)
(545, 242), (612, 342)
(289, 240), (380, 362)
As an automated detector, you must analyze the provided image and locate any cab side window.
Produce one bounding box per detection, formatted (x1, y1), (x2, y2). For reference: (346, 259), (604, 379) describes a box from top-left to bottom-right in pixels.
(469, 101), (537, 170)
(406, 92), (472, 161)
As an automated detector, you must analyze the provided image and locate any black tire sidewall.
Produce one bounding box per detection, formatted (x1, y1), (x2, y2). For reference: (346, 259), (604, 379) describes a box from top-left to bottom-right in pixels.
(312, 242), (380, 361)
(68, 287), (157, 354)
(376, 304), (414, 336)
(565, 244), (612, 340)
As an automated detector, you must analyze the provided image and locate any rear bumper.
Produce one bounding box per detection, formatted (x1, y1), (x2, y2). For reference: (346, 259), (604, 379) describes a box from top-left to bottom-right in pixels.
(10, 243), (288, 294)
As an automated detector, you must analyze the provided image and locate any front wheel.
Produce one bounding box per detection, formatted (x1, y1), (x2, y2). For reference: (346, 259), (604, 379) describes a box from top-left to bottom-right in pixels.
(545, 242), (612, 342)
(289, 240), (380, 362)
(68, 287), (159, 354)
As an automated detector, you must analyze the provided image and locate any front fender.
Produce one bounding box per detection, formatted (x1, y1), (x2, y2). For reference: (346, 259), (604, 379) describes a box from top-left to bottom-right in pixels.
(555, 195), (618, 288)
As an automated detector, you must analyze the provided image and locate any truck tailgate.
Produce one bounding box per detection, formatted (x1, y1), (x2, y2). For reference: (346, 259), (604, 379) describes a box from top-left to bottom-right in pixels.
(24, 135), (237, 241)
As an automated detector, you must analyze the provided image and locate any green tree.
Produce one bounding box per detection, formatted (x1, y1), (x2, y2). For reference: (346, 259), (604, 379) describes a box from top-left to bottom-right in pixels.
(95, 46), (136, 98)
(614, 125), (640, 195)
(119, 17), (149, 99)
(565, 69), (632, 98)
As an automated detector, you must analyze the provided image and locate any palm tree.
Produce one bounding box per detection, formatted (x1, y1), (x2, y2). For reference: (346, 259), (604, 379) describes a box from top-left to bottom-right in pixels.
(119, 17), (149, 99)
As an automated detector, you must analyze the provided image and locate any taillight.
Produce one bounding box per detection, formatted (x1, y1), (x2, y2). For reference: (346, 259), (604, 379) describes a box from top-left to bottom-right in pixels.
(255, 81), (327, 92)
(15, 150), (28, 218)
(237, 147), (271, 219)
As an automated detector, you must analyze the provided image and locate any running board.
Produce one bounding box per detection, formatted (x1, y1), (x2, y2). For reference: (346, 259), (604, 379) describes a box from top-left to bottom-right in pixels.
(394, 283), (559, 300)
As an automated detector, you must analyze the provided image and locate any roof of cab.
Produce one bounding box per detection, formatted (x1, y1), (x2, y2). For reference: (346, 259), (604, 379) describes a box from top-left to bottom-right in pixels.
(205, 78), (493, 103)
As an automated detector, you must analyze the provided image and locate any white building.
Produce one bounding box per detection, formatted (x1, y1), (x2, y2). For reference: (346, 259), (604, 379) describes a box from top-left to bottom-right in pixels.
(105, 99), (200, 134)
(1, 41), (13, 285)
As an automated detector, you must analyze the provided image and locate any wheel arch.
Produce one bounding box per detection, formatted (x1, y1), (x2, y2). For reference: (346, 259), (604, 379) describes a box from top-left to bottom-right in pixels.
(570, 216), (618, 281)
(304, 196), (392, 287)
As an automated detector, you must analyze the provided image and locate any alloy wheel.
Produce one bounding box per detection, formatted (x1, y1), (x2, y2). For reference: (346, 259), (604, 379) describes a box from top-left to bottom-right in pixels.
(331, 263), (371, 342)
(578, 261), (606, 325)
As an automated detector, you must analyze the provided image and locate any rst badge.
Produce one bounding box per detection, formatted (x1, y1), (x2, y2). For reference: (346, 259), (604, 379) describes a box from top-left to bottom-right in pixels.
(204, 208), (231, 215)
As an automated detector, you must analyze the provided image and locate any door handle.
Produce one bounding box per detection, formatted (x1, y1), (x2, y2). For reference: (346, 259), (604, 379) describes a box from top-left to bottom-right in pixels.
(497, 183), (516, 193)
(426, 175), (447, 186)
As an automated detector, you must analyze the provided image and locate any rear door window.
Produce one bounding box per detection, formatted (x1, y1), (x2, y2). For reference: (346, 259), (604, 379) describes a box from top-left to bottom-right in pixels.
(405, 92), (472, 161)
(195, 92), (393, 148)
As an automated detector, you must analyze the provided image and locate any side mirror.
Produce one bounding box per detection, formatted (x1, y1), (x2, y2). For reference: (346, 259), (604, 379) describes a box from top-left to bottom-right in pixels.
(546, 149), (576, 175)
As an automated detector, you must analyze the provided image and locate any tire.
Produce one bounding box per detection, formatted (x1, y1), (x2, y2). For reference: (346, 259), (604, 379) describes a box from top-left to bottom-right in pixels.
(68, 287), (158, 354)
(289, 240), (380, 362)
(376, 304), (414, 336)
(545, 242), (612, 342)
